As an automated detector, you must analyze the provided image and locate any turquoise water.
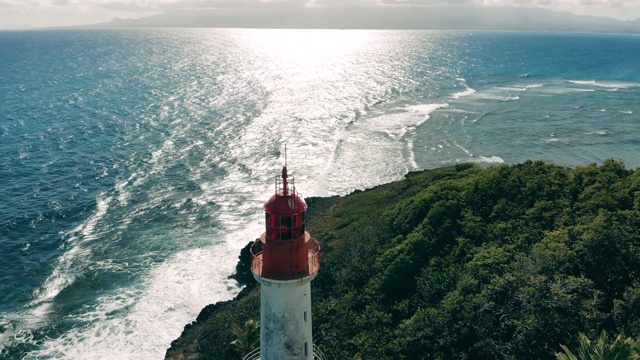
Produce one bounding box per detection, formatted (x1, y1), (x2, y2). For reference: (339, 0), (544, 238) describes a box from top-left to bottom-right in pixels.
(0, 29), (639, 359)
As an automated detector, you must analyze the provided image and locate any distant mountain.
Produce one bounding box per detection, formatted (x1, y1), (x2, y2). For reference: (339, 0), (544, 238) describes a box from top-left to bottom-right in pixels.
(89, 4), (640, 33)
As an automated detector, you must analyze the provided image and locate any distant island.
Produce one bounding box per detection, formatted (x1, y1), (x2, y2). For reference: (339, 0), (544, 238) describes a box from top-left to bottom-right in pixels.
(165, 160), (640, 359)
(86, 4), (640, 34)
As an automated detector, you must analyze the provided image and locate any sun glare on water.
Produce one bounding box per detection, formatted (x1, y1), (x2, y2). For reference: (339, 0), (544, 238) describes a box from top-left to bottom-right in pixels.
(241, 29), (375, 86)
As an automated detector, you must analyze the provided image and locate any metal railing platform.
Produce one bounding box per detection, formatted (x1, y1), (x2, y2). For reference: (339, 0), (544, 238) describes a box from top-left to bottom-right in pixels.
(243, 345), (327, 360)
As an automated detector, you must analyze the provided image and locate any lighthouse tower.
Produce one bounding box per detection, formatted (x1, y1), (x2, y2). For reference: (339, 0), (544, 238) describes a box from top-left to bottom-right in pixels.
(249, 165), (321, 360)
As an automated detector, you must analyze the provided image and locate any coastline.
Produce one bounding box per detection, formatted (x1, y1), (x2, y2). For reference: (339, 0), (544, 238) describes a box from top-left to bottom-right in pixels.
(164, 193), (344, 359)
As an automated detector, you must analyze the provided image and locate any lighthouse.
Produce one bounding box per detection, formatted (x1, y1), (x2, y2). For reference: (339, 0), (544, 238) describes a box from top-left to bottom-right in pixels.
(248, 164), (321, 360)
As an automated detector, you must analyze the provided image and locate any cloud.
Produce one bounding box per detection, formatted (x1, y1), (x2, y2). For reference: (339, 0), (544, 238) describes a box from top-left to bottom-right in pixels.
(0, 0), (39, 6)
(1, 0), (639, 28)
(3, 0), (639, 10)
(189, 0), (640, 10)
(374, 0), (638, 6)
(152, 0), (278, 10)
(474, 0), (640, 7)
(97, 1), (160, 11)
(379, 0), (475, 4)
(305, 0), (381, 7)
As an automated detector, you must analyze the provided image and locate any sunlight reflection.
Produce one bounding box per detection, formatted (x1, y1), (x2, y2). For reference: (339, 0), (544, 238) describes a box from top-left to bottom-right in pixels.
(244, 28), (374, 59)
(240, 29), (376, 85)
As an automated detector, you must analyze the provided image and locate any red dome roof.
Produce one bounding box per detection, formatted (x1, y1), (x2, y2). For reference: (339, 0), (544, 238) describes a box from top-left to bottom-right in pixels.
(263, 166), (307, 216)
(264, 193), (307, 216)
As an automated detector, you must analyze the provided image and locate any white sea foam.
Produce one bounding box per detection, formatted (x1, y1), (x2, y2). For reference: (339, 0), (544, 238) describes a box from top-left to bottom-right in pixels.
(545, 87), (595, 94)
(584, 130), (607, 135)
(319, 103), (449, 192)
(405, 103), (449, 119)
(2, 196), (112, 355)
(450, 78), (476, 100)
(149, 138), (175, 168)
(365, 105), (446, 139)
(454, 143), (473, 157)
(601, 81), (640, 89)
(30, 195), (112, 307)
(472, 91), (521, 102)
(568, 80), (640, 89)
(407, 140), (418, 170)
(471, 156), (504, 164)
(115, 173), (137, 206)
(470, 111), (486, 123)
(497, 86), (528, 92)
(24, 114), (261, 359)
(27, 241), (247, 360)
(0, 303), (52, 353)
(568, 80), (597, 86)
(451, 87), (477, 99)
(81, 196), (111, 243)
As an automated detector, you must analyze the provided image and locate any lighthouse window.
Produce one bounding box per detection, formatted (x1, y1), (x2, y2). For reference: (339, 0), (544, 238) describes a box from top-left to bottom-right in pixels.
(304, 311), (307, 322)
(304, 342), (308, 356)
(281, 216), (293, 228)
(280, 216), (294, 239)
(265, 212), (306, 240)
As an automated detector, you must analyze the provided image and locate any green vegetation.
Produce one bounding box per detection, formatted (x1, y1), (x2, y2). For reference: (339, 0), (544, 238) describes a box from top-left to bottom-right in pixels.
(230, 319), (260, 356)
(556, 330), (640, 360)
(165, 160), (640, 360)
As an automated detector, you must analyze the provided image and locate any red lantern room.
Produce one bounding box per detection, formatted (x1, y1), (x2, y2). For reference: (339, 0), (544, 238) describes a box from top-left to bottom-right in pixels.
(251, 166), (320, 281)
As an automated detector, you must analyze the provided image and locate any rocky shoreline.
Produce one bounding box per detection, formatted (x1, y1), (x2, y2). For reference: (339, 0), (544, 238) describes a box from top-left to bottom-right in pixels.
(165, 195), (341, 360)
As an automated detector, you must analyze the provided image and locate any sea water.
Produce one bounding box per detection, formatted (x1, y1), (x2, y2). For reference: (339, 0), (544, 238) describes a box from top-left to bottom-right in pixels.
(0, 29), (639, 359)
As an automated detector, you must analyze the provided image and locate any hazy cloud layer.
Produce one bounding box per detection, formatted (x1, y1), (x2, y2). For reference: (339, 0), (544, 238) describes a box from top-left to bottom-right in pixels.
(98, 2), (158, 11)
(1, 0), (639, 29)
(2, 0), (638, 8)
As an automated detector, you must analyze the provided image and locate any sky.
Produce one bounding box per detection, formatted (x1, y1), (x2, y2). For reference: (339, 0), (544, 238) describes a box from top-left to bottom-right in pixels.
(0, 0), (639, 30)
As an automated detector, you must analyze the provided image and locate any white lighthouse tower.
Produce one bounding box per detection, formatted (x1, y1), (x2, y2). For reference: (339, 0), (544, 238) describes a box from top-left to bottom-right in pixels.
(247, 164), (321, 360)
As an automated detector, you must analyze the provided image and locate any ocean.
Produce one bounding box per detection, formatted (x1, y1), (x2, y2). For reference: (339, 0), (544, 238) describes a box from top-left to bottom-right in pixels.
(0, 29), (639, 359)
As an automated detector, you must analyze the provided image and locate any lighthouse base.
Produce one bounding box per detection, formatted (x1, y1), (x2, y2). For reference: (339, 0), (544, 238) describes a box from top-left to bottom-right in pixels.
(254, 274), (317, 360)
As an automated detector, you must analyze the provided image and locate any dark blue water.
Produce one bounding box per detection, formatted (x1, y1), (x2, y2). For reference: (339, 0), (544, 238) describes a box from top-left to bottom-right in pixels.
(1, 29), (639, 359)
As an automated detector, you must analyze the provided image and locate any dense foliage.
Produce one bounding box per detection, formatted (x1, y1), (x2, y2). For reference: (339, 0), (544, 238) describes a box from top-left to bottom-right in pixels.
(166, 160), (640, 360)
(557, 330), (640, 360)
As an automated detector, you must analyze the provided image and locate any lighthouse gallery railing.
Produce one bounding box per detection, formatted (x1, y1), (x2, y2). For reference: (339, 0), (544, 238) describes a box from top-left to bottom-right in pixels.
(242, 344), (327, 360)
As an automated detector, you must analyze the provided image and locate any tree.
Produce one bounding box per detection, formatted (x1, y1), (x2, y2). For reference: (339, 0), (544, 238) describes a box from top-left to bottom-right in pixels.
(556, 330), (640, 360)
(230, 319), (260, 357)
